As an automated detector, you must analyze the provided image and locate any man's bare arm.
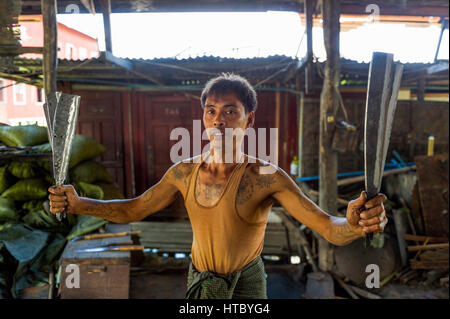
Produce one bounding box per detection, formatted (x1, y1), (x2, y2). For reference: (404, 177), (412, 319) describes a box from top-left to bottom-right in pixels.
(48, 162), (187, 223)
(268, 167), (383, 246)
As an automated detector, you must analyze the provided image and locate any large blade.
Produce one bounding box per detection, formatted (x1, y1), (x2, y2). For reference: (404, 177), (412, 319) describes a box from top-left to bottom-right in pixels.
(379, 64), (404, 188)
(364, 52), (394, 200)
(52, 93), (80, 187)
(49, 93), (80, 221)
(364, 52), (404, 247)
(43, 92), (61, 147)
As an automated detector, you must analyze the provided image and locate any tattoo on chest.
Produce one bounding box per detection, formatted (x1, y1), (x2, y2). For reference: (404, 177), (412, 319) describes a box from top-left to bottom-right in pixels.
(256, 174), (275, 189)
(237, 173), (254, 205)
(196, 173), (224, 201)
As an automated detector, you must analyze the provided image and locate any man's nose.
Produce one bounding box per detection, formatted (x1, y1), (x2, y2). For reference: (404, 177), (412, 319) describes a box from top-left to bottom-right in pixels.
(213, 113), (226, 128)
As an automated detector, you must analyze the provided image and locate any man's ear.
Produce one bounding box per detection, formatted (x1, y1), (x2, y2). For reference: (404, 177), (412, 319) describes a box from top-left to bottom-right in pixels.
(246, 111), (255, 129)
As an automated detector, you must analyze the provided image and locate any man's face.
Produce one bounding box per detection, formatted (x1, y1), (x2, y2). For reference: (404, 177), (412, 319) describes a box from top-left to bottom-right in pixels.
(203, 92), (255, 152)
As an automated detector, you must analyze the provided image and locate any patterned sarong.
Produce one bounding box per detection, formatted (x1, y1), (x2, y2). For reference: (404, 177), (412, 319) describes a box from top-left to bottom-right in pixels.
(185, 255), (268, 299)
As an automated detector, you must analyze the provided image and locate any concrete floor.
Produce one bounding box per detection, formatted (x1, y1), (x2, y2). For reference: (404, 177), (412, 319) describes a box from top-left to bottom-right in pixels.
(129, 263), (307, 299)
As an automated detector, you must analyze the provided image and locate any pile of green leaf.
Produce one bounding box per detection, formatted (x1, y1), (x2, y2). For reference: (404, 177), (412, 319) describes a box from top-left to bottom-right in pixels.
(0, 126), (125, 298)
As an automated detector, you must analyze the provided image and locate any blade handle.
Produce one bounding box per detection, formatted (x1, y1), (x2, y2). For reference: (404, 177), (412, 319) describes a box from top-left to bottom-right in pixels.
(364, 190), (377, 247)
(54, 183), (67, 221)
(56, 211), (66, 221)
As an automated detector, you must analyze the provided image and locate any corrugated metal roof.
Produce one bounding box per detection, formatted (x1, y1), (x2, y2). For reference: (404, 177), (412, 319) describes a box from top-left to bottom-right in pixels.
(2, 54), (447, 89)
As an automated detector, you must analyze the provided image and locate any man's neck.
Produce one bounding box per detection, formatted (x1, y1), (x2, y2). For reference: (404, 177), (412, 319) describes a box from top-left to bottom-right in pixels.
(205, 147), (245, 175)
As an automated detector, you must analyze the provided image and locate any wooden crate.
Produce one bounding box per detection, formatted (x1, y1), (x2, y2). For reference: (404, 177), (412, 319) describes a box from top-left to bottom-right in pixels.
(59, 224), (131, 299)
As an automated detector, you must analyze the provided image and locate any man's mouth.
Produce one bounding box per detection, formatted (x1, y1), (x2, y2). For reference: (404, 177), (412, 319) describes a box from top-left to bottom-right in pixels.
(211, 130), (225, 138)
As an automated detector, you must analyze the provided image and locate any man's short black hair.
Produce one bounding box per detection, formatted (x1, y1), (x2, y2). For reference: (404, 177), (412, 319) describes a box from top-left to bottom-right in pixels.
(201, 73), (257, 114)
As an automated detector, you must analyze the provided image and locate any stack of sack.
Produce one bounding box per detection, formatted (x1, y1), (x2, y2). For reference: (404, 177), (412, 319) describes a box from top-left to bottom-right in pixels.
(0, 124), (125, 298)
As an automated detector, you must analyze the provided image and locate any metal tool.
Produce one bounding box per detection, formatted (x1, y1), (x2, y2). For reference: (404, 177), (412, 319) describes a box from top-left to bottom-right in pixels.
(70, 230), (142, 242)
(43, 92), (80, 221)
(364, 52), (403, 247)
(75, 245), (145, 253)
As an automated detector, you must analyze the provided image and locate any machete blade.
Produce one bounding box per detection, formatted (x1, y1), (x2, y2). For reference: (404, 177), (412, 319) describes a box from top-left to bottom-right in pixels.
(379, 64), (404, 188)
(44, 92), (80, 221)
(364, 52), (403, 247)
(364, 52), (394, 200)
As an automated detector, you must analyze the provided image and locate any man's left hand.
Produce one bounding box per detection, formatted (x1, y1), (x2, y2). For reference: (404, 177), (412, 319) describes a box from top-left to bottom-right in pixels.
(346, 191), (388, 237)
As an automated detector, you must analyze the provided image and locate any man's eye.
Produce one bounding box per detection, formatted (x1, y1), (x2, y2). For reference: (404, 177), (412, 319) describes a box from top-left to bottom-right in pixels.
(226, 110), (235, 114)
(207, 109), (214, 114)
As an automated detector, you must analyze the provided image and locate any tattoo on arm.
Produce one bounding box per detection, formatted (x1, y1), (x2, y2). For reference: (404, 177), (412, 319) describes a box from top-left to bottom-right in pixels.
(77, 198), (131, 223)
(143, 189), (154, 203)
(328, 217), (362, 245)
(172, 165), (188, 188)
(237, 173), (254, 205)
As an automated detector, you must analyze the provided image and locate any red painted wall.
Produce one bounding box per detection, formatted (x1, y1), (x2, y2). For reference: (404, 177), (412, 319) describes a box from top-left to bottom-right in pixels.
(0, 16), (99, 125)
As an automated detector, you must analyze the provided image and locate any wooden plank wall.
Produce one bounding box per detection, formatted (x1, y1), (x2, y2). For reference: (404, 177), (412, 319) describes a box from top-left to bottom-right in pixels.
(301, 99), (449, 177)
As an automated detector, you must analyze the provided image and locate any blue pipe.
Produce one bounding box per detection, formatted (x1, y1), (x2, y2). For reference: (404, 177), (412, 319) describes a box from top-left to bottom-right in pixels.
(297, 161), (415, 182)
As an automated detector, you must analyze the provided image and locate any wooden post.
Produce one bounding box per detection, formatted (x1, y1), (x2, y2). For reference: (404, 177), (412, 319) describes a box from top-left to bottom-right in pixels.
(275, 82), (281, 166)
(296, 74), (305, 177)
(318, 0), (340, 271)
(304, 0), (314, 95)
(41, 0), (58, 95)
(283, 90), (288, 170)
(417, 71), (425, 102)
(99, 0), (112, 52)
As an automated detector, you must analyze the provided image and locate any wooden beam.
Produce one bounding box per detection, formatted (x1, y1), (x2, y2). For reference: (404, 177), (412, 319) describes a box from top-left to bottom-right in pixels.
(40, 0), (58, 95)
(408, 243), (449, 251)
(0, 46), (43, 55)
(80, 0), (96, 14)
(102, 51), (164, 85)
(99, 0), (112, 52)
(410, 259), (449, 270)
(304, 0), (314, 95)
(404, 234), (449, 243)
(318, 0), (340, 271)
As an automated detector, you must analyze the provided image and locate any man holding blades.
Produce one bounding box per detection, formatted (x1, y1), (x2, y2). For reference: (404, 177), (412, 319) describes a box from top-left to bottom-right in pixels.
(48, 73), (388, 299)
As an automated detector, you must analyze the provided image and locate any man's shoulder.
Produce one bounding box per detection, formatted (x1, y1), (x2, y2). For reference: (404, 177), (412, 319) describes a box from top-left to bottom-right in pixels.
(245, 155), (282, 176)
(168, 154), (203, 178)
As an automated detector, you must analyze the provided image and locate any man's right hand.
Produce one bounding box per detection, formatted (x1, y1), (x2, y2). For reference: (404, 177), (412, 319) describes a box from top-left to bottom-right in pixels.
(48, 185), (79, 215)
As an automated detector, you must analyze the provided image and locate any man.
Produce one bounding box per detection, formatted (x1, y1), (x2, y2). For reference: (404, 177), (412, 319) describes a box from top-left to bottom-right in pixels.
(48, 73), (387, 299)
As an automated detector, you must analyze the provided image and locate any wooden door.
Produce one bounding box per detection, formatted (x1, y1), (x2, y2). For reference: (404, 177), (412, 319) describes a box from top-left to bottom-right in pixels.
(144, 95), (198, 185)
(142, 94), (201, 219)
(74, 90), (125, 193)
